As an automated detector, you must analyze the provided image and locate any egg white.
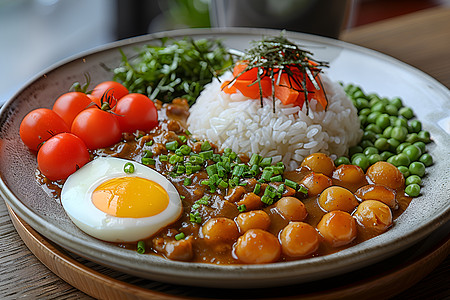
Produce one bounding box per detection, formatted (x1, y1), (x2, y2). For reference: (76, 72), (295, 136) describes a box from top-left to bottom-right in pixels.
(61, 157), (182, 243)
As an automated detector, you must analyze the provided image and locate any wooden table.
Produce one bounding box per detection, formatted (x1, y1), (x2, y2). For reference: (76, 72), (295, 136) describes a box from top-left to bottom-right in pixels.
(1, 6), (449, 299)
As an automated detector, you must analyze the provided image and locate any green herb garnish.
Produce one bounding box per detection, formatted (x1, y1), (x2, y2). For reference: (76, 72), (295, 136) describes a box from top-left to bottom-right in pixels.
(113, 38), (232, 106)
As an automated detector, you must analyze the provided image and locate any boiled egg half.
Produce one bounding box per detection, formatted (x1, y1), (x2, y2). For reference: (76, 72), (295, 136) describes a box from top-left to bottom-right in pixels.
(61, 157), (182, 242)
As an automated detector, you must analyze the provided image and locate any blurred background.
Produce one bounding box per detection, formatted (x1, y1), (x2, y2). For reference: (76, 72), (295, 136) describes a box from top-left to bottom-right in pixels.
(0, 0), (448, 106)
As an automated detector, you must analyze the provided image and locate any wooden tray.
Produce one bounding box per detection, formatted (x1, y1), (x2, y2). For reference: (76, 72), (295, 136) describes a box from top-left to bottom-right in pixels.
(7, 204), (449, 300)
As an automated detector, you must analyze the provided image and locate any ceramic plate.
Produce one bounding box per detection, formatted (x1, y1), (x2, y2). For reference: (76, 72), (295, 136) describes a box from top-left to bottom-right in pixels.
(0, 28), (449, 288)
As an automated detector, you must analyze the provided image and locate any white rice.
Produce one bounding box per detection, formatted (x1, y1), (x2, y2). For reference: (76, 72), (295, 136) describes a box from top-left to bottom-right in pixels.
(187, 72), (362, 170)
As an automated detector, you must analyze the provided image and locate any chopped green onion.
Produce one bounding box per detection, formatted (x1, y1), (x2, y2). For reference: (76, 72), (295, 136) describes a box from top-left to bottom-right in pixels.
(174, 232), (185, 240)
(137, 241), (145, 254)
(124, 162), (135, 174)
(218, 179), (228, 189)
(145, 140), (154, 146)
(143, 150), (153, 158)
(249, 153), (262, 166)
(183, 177), (191, 186)
(201, 140), (212, 151)
(206, 164), (218, 176)
(277, 184), (285, 194)
(270, 175), (283, 182)
(142, 157), (155, 165)
(179, 144), (192, 155)
(284, 179), (299, 190)
(260, 157), (272, 167)
(189, 155), (204, 165)
(178, 135), (187, 143)
(261, 169), (273, 181)
(237, 204), (246, 212)
(261, 195), (274, 205)
(253, 183), (261, 194)
(177, 165), (186, 174)
(298, 185), (309, 195)
(199, 150), (213, 160)
(185, 129), (192, 136)
(159, 155), (168, 162)
(165, 140), (179, 151)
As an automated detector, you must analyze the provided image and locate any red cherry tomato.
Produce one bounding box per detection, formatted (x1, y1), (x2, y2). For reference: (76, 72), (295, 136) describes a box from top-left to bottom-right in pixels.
(19, 108), (69, 152)
(71, 108), (122, 150)
(52, 92), (93, 127)
(37, 133), (90, 180)
(115, 93), (158, 133)
(91, 81), (129, 109)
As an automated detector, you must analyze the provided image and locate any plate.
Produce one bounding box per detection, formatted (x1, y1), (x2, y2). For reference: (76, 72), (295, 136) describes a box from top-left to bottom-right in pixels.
(0, 28), (449, 288)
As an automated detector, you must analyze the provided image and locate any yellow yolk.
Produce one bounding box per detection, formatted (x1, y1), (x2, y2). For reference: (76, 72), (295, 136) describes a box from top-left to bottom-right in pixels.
(91, 177), (169, 218)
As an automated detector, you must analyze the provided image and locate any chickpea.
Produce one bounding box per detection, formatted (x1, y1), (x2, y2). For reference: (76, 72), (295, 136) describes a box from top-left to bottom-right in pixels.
(201, 217), (240, 244)
(317, 211), (357, 247)
(366, 161), (405, 190)
(279, 222), (320, 257)
(353, 200), (393, 234)
(275, 197), (308, 221)
(300, 172), (333, 196)
(355, 185), (397, 209)
(236, 192), (263, 211)
(164, 237), (194, 261)
(235, 210), (271, 233)
(233, 229), (281, 264)
(318, 186), (359, 213)
(301, 153), (336, 177)
(332, 164), (365, 184)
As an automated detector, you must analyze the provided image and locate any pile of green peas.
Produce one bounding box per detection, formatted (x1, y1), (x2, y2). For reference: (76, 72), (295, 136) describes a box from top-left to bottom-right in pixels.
(334, 84), (433, 197)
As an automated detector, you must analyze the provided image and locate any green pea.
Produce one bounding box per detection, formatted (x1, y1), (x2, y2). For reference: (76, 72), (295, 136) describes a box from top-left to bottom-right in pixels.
(351, 152), (366, 161)
(360, 140), (374, 149)
(368, 154), (382, 165)
(406, 133), (420, 143)
(396, 153), (411, 166)
(352, 155), (370, 171)
(394, 118), (408, 128)
(380, 151), (394, 161)
(418, 130), (431, 143)
(397, 166), (410, 178)
(406, 175), (422, 186)
(364, 146), (379, 156)
(387, 138), (400, 152)
(362, 131), (377, 142)
(405, 184), (421, 197)
(402, 145), (422, 161)
(359, 115), (367, 127)
(353, 90), (365, 99)
(399, 107), (414, 119)
(374, 137), (389, 151)
(391, 126), (408, 141)
(369, 98), (381, 107)
(335, 156), (350, 166)
(383, 126), (393, 138)
(349, 146), (363, 157)
(396, 142), (411, 154)
(409, 162), (426, 177)
(367, 111), (382, 124)
(355, 98), (370, 110)
(385, 104), (398, 116)
(375, 114), (391, 129)
(419, 153), (433, 167)
(409, 120), (422, 133)
(367, 93), (379, 100)
(390, 97), (403, 109)
(365, 124), (382, 134)
(413, 141), (426, 153)
(371, 102), (385, 113)
(389, 116), (398, 126)
(360, 108), (372, 116)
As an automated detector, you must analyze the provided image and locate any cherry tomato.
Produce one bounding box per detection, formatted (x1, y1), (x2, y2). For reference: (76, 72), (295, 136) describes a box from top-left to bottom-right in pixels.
(52, 92), (93, 127)
(91, 81), (129, 109)
(37, 133), (90, 180)
(71, 108), (122, 149)
(19, 108), (69, 152)
(115, 93), (158, 133)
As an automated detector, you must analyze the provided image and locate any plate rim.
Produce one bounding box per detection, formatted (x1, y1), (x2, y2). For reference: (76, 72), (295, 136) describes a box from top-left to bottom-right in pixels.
(1, 27), (449, 288)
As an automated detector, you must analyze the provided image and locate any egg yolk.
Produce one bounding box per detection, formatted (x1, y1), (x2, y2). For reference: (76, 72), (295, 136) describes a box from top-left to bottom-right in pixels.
(91, 177), (169, 218)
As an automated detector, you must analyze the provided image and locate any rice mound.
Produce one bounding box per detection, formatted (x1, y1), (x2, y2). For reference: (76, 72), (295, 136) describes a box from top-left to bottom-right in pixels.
(187, 72), (362, 170)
